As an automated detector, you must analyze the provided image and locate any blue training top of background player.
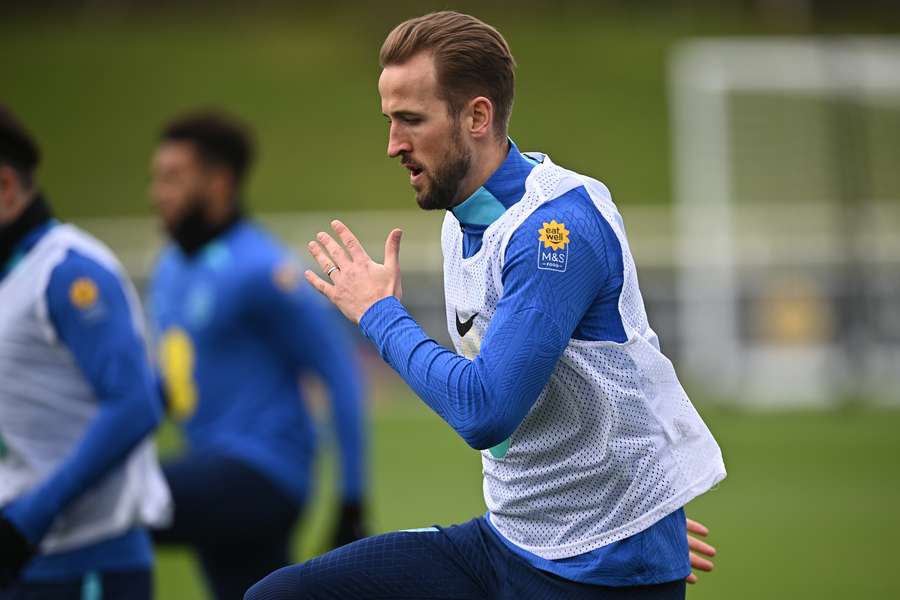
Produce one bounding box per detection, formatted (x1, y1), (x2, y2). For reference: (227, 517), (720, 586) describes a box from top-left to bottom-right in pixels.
(149, 220), (365, 506)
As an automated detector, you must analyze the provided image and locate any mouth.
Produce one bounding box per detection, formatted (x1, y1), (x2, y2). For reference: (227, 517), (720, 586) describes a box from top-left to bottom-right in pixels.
(403, 162), (425, 186)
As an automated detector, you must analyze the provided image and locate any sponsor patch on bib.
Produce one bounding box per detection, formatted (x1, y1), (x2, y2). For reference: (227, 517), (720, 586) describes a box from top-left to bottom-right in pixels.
(537, 220), (570, 272)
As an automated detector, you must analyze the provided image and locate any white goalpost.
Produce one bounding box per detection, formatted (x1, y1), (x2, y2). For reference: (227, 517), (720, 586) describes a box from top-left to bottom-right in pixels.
(670, 37), (900, 407)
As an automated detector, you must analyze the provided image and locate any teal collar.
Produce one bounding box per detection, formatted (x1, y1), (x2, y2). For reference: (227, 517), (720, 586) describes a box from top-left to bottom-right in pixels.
(451, 187), (506, 227)
(450, 139), (539, 228)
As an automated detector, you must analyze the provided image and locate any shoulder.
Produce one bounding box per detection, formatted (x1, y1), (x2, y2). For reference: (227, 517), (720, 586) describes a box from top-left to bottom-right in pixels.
(228, 221), (293, 273)
(227, 225), (310, 301)
(46, 249), (130, 325)
(231, 220), (285, 256)
(507, 186), (610, 258)
(149, 244), (180, 282)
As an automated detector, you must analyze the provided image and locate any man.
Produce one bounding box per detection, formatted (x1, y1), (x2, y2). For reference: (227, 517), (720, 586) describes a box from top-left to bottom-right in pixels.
(148, 112), (368, 600)
(246, 11), (725, 600)
(0, 106), (171, 599)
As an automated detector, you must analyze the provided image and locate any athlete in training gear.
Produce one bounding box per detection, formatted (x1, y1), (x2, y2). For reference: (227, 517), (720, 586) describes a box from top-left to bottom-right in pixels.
(248, 11), (724, 600)
(0, 106), (170, 599)
(148, 111), (368, 600)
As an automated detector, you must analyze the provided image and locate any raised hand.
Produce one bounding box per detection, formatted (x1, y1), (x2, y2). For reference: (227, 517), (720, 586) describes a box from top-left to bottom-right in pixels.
(304, 220), (403, 324)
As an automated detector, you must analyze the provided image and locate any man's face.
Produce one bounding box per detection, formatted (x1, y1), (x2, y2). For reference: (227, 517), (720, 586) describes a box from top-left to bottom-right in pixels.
(379, 52), (472, 210)
(149, 141), (211, 231)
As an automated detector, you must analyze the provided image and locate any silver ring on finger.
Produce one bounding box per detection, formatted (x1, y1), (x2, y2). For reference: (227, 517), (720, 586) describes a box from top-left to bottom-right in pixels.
(325, 264), (340, 277)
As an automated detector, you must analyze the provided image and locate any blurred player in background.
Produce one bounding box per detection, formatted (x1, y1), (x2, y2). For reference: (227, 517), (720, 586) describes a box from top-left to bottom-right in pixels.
(248, 11), (723, 600)
(148, 112), (368, 600)
(0, 106), (171, 599)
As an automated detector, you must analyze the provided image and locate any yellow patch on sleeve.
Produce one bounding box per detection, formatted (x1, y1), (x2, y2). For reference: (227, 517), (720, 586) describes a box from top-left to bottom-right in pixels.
(69, 277), (99, 309)
(538, 220), (570, 251)
(273, 261), (301, 292)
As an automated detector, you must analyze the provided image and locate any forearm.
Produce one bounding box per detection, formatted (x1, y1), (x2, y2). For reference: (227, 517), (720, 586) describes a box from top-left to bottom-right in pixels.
(4, 389), (160, 543)
(324, 360), (367, 501)
(360, 297), (563, 449)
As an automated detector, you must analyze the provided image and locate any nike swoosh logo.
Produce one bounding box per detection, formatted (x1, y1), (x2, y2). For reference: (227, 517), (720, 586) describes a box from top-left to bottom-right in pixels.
(455, 310), (478, 337)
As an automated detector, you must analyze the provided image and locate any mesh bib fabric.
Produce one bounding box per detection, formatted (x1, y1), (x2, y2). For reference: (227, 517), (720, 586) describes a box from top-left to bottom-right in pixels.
(441, 155), (726, 559)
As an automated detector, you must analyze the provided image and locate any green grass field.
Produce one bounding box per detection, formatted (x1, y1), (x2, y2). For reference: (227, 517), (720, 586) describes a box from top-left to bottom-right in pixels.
(2, 4), (836, 221)
(154, 377), (900, 599)
(5, 5), (899, 598)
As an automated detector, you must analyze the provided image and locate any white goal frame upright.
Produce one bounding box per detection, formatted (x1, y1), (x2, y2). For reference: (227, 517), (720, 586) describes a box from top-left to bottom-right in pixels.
(669, 38), (900, 407)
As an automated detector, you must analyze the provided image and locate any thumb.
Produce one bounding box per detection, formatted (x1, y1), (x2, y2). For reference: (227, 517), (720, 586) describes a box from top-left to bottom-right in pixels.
(384, 229), (403, 270)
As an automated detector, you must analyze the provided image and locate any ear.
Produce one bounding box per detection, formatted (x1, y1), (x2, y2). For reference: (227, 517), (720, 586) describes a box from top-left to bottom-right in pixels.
(0, 165), (19, 210)
(207, 166), (236, 205)
(467, 96), (495, 140)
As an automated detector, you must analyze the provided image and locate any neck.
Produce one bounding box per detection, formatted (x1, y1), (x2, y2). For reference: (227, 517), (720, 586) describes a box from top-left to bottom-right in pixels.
(170, 201), (242, 256)
(451, 137), (509, 209)
(0, 192), (52, 270)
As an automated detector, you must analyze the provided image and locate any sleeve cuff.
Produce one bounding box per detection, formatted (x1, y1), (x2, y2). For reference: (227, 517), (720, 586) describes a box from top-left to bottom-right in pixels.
(358, 295), (407, 344)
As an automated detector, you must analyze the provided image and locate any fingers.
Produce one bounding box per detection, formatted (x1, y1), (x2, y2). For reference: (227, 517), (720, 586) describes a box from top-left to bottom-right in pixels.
(303, 270), (333, 299)
(690, 551), (715, 572)
(315, 231), (350, 269)
(688, 535), (716, 558)
(686, 518), (709, 537)
(308, 239), (342, 277)
(686, 573), (698, 584)
(332, 220), (370, 262)
(384, 228), (403, 271)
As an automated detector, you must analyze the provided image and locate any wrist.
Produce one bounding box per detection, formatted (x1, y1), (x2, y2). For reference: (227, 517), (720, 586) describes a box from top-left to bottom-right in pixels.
(2, 498), (46, 546)
(358, 296), (404, 337)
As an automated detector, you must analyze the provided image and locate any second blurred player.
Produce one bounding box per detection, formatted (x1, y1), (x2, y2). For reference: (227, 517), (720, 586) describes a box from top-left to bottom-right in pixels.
(147, 112), (368, 600)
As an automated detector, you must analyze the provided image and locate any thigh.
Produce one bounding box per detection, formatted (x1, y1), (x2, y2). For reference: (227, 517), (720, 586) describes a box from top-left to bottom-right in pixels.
(0, 580), (80, 600)
(244, 522), (498, 600)
(153, 450), (299, 547)
(505, 576), (686, 600)
(500, 556), (686, 600)
(199, 536), (292, 600)
(0, 570), (151, 600)
(95, 570), (153, 600)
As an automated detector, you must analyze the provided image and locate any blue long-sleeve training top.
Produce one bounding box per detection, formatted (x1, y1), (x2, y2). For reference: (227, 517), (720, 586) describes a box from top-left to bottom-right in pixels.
(358, 140), (689, 586)
(149, 220), (366, 504)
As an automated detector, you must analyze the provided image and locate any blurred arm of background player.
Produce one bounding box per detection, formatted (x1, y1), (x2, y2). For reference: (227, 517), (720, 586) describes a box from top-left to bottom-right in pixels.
(251, 260), (368, 549)
(0, 253), (162, 584)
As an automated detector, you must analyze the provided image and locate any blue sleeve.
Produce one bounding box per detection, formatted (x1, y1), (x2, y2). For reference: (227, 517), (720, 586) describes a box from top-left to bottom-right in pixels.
(251, 259), (366, 501)
(1, 251), (161, 544)
(360, 190), (622, 450)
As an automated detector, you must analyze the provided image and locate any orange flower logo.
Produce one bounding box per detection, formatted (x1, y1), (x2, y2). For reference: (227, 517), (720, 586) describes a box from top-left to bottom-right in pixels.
(538, 220), (570, 251)
(69, 277), (99, 309)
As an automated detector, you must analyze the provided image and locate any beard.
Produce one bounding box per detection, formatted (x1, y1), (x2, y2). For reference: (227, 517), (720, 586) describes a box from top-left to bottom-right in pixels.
(164, 193), (241, 255)
(406, 128), (472, 211)
(164, 193), (206, 244)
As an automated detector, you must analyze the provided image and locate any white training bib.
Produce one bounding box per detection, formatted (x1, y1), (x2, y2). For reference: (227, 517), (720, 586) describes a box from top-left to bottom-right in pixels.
(0, 224), (171, 554)
(442, 154), (726, 559)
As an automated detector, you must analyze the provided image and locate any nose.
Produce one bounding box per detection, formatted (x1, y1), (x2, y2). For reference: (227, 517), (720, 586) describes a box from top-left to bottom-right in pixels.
(387, 123), (411, 158)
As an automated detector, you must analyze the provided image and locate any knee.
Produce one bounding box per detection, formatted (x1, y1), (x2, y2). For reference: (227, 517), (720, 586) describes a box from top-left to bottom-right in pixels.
(244, 565), (302, 600)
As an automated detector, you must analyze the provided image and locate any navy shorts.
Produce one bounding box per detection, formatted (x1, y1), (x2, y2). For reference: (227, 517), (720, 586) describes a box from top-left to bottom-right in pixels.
(245, 517), (685, 600)
(0, 569), (151, 600)
(153, 450), (301, 600)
